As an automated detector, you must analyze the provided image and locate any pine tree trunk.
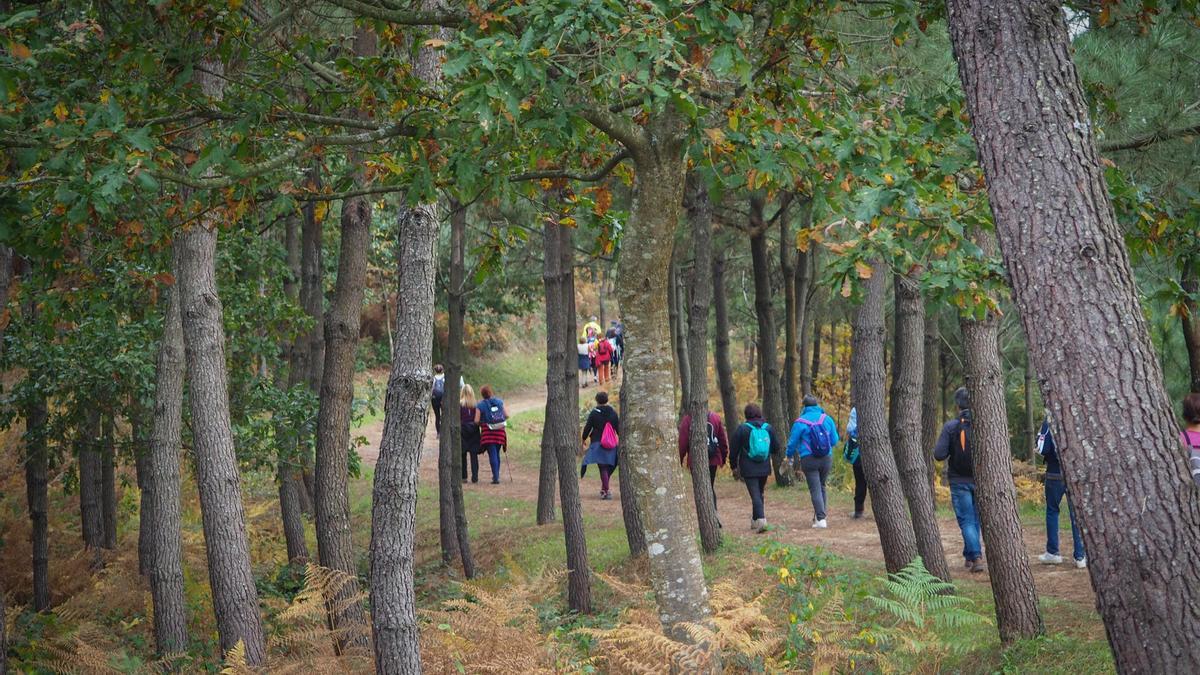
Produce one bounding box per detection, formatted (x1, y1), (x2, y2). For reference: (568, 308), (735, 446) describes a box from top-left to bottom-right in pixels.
(133, 406), (152, 576)
(537, 428), (558, 523)
(297, 163), (325, 516)
(810, 312), (822, 389)
(175, 205), (266, 663)
(780, 206), (799, 419)
(537, 196), (560, 526)
(946, 1), (1200, 667)
(101, 415), (117, 550)
(369, 196), (438, 674)
(850, 263), (918, 574)
(545, 221), (592, 612)
(685, 176), (722, 553)
(712, 248), (740, 438)
(443, 200), (474, 577)
(749, 200), (791, 486)
(1, 577), (6, 674)
(147, 261), (189, 654)
(78, 408), (105, 554)
(921, 308), (942, 492)
(25, 394), (50, 611)
(889, 273), (950, 581)
(617, 374), (647, 557)
(1024, 358), (1037, 464)
(796, 223), (813, 398)
(1182, 261), (1200, 393)
(668, 251), (691, 408)
(960, 286), (1044, 640)
(278, 215), (310, 565)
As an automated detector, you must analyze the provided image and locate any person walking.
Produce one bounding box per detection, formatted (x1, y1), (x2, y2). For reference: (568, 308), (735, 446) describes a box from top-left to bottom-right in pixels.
(729, 403), (781, 532)
(606, 325), (622, 374)
(934, 386), (985, 573)
(1182, 393), (1200, 486)
(1036, 413), (1086, 568)
(475, 385), (508, 484)
(844, 407), (867, 519)
(431, 364), (446, 435)
(595, 334), (613, 385)
(787, 394), (840, 529)
(580, 391), (620, 499)
(577, 337), (592, 388)
(678, 409), (729, 510)
(459, 384), (481, 483)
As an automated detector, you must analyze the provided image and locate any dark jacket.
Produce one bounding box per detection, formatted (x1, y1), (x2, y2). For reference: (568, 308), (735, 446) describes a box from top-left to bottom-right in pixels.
(729, 418), (781, 479)
(678, 411), (729, 468)
(459, 404), (481, 454)
(1038, 420), (1062, 479)
(933, 410), (974, 486)
(582, 405), (620, 445)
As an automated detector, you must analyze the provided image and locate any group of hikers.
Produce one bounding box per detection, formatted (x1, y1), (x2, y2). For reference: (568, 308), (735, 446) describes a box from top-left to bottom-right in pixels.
(431, 365), (511, 484)
(578, 318), (624, 388)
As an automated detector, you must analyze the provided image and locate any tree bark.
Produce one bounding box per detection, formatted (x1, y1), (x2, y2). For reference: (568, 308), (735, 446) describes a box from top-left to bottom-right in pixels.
(1, 578), (6, 674)
(544, 220), (592, 612)
(278, 215), (310, 565)
(133, 405), (152, 576)
(537, 424), (558, 524)
(1182, 261), (1200, 393)
(668, 249), (691, 408)
(796, 219), (814, 398)
(617, 372), (647, 557)
(442, 200), (474, 577)
(685, 176), (722, 553)
(101, 415), (117, 550)
(960, 267), (1044, 640)
(297, 162), (325, 516)
(537, 198), (560, 526)
(78, 408), (105, 553)
(809, 311), (822, 389)
(921, 307), (942, 492)
(946, 1), (1200, 667)
(749, 198), (791, 486)
(25, 393), (50, 611)
(850, 263), (919, 574)
(712, 247), (740, 439)
(780, 206), (799, 419)
(1024, 357), (1037, 464)
(889, 273), (950, 581)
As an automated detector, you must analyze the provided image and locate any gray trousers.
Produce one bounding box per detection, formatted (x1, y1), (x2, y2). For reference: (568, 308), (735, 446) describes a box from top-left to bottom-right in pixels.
(799, 454), (833, 520)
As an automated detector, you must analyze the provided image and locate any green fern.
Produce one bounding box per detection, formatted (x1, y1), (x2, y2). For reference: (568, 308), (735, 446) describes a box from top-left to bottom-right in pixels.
(867, 557), (991, 656)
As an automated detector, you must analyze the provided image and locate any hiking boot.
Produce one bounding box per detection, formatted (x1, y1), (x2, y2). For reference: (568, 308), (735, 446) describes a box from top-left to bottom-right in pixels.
(1038, 552), (1063, 565)
(851, 511), (864, 520)
(1075, 557), (1088, 569)
(968, 558), (986, 573)
(811, 519), (828, 529)
(751, 518), (766, 532)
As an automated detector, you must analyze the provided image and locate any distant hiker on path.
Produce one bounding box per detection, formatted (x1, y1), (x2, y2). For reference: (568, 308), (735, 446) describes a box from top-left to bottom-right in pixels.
(729, 403), (781, 533)
(431, 364), (445, 435)
(844, 407), (866, 519)
(459, 384), (481, 484)
(1037, 413), (1086, 568)
(934, 386), (985, 573)
(787, 394), (840, 529)
(474, 385), (508, 484)
(581, 316), (602, 340)
(595, 334), (613, 385)
(1182, 393), (1200, 486)
(606, 323), (623, 374)
(577, 337), (592, 388)
(678, 409), (730, 510)
(581, 391), (620, 500)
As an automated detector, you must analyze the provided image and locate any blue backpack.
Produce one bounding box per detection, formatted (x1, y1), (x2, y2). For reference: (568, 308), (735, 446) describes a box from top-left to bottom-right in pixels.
(799, 414), (833, 458)
(746, 423), (772, 462)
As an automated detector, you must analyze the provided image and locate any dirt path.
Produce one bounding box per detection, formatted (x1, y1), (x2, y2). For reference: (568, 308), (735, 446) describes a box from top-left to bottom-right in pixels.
(356, 378), (1098, 610)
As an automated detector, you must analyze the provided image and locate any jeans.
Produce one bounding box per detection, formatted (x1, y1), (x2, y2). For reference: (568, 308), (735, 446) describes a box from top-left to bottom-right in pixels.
(950, 483), (982, 562)
(462, 450), (479, 482)
(852, 458), (868, 514)
(745, 475), (767, 521)
(485, 445), (501, 482)
(1045, 478), (1085, 560)
(599, 464), (614, 492)
(799, 454), (832, 520)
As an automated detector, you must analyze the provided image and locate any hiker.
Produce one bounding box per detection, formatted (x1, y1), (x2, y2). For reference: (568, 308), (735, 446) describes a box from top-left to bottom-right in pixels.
(844, 407), (866, 519)
(787, 394), (840, 529)
(577, 337), (592, 388)
(677, 409), (729, 510)
(1182, 392), (1200, 486)
(459, 384), (481, 484)
(1037, 412), (1086, 568)
(595, 333), (613, 385)
(581, 316), (602, 341)
(431, 364), (445, 435)
(934, 386), (985, 572)
(729, 403), (781, 532)
(587, 335), (600, 385)
(474, 385), (508, 484)
(581, 391), (620, 499)
(607, 323), (623, 374)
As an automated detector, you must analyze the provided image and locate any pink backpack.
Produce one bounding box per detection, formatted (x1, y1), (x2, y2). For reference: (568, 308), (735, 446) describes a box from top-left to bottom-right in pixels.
(601, 422), (619, 450)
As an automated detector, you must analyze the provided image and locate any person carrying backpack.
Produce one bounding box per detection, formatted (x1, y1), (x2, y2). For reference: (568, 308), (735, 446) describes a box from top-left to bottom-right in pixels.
(844, 407), (867, 519)
(677, 409), (729, 510)
(459, 384), (482, 483)
(1182, 393), (1200, 487)
(1037, 412), (1086, 568)
(431, 364), (446, 436)
(474, 385), (509, 484)
(580, 391), (620, 499)
(729, 403), (782, 532)
(786, 394), (840, 528)
(933, 386), (984, 572)
(595, 335), (613, 385)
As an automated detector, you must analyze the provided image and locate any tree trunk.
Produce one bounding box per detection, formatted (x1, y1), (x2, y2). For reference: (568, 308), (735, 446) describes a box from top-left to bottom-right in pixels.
(537, 198), (560, 525)
(1, 578), (6, 674)
(78, 408), (104, 553)
(297, 162), (325, 516)
(809, 312), (822, 389)
(946, 1), (1200, 667)
(796, 226), (814, 398)
(146, 265), (189, 655)
(749, 199), (791, 486)
(278, 215), (310, 565)
(443, 200), (474, 577)
(829, 317), (838, 378)
(1024, 357), (1037, 464)
(175, 201), (266, 662)
(712, 247), (740, 439)
(1182, 261), (1200, 393)
(850, 262), (919, 574)
(685, 176), (722, 553)
(889, 273), (950, 582)
(133, 405), (152, 576)
(537, 423), (558, 523)
(921, 307), (942, 493)
(101, 415), (117, 550)
(545, 220), (592, 612)
(668, 250), (691, 408)
(25, 394), (50, 611)
(780, 205), (799, 419)
(960, 272), (1044, 640)
(617, 373), (647, 557)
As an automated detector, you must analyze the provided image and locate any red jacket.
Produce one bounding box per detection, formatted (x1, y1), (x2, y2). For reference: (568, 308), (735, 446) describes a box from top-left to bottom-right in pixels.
(594, 338), (612, 364)
(678, 411), (729, 468)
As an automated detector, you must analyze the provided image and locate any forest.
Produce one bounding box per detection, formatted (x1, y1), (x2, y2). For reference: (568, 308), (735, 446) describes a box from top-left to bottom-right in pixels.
(1, 0), (1199, 673)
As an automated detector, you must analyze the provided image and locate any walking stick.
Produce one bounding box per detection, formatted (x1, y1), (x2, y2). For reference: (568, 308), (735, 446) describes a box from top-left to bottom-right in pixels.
(506, 451), (513, 483)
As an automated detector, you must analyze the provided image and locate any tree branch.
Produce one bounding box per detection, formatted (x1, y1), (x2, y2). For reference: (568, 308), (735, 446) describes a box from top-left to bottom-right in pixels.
(1099, 122), (1200, 152)
(322, 0), (466, 26)
(510, 150), (630, 183)
(578, 108), (645, 153)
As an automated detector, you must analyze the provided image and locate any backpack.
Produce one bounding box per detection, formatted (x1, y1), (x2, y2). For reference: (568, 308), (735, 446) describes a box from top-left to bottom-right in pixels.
(481, 398), (506, 428)
(843, 435), (860, 464)
(948, 414), (974, 478)
(431, 376), (444, 398)
(601, 421), (619, 450)
(746, 423), (772, 462)
(799, 414), (833, 458)
(706, 421), (721, 461)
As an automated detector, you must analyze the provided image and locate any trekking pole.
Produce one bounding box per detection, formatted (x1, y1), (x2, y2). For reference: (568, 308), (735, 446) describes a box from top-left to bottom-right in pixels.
(506, 454), (513, 483)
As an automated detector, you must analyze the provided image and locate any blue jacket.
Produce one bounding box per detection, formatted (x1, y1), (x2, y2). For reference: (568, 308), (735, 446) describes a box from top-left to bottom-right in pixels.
(786, 405), (840, 459)
(1038, 420), (1062, 479)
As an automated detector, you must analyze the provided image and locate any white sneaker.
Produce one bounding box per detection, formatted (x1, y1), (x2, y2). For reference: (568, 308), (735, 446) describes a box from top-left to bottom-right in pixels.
(1038, 552), (1063, 565)
(812, 519), (828, 529)
(1075, 557), (1087, 569)
(751, 518), (766, 532)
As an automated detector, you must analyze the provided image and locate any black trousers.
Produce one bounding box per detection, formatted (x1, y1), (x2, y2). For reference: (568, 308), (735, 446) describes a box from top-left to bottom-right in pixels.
(745, 475), (768, 520)
(853, 458), (868, 513)
(462, 449), (479, 482)
(709, 464), (719, 510)
(431, 396), (443, 432)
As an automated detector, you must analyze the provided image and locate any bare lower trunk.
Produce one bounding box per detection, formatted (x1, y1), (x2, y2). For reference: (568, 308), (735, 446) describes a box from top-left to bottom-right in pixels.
(1182, 262), (1200, 393)
(961, 299), (1044, 640)
(25, 394), (50, 611)
(79, 408), (104, 553)
(796, 218), (814, 398)
(850, 263), (919, 574)
(279, 216), (310, 565)
(685, 176), (722, 553)
(749, 203), (790, 486)
(780, 208), (799, 419)
(890, 273), (950, 581)
(443, 200), (474, 577)
(617, 374), (646, 557)
(537, 206), (560, 525)
(298, 163), (325, 517)
(1024, 358), (1037, 464)
(668, 251), (691, 408)
(921, 308), (942, 492)
(810, 314), (822, 387)
(537, 425), (558, 523)
(134, 412), (152, 576)
(101, 416), (117, 550)
(946, 1), (1200, 667)
(712, 248), (739, 438)
(1, 578), (6, 674)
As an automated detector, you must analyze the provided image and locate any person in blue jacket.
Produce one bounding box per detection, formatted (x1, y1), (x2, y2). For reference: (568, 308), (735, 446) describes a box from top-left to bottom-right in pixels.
(844, 407), (867, 519)
(787, 394), (840, 529)
(1037, 413), (1086, 568)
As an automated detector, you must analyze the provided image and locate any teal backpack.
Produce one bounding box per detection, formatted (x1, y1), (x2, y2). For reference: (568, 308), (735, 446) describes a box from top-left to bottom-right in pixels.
(747, 423), (772, 461)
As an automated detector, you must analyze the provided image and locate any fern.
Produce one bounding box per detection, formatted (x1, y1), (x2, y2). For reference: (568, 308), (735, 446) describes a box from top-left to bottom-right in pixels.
(867, 558), (992, 663)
